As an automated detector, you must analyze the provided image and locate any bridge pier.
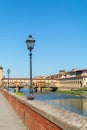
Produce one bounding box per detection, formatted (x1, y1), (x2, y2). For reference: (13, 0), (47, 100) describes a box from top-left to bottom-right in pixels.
(35, 86), (58, 92)
(15, 87), (19, 92)
(14, 86), (24, 92)
(36, 86), (42, 92)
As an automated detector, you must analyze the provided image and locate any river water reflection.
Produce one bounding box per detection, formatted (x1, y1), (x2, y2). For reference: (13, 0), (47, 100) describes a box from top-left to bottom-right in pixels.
(34, 92), (87, 117)
(20, 88), (87, 117)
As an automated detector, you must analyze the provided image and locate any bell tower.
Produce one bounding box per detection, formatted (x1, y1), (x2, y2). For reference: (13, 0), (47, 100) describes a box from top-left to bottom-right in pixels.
(0, 66), (3, 81)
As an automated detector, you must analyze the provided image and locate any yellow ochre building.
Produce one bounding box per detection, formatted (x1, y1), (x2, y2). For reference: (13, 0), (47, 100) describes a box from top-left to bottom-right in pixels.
(0, 66), (87, 90)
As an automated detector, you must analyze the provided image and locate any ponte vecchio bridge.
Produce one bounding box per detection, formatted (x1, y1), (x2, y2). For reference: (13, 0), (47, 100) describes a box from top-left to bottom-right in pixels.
(1, 77), (59, 92)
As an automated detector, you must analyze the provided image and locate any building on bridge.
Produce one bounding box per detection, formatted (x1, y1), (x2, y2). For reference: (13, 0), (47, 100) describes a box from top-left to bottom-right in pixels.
(0, 66), (59, 89)
(1, 65), (87, 90)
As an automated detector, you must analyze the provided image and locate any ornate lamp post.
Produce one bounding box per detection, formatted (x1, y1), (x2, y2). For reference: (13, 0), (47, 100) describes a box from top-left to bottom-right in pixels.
(7, 68), (10, 88)
(26, 35), (35, 100)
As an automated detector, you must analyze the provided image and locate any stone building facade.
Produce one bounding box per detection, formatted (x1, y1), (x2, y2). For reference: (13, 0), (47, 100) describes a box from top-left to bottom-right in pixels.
(58, 69), (87, 89)
(1, 65), (87, 90)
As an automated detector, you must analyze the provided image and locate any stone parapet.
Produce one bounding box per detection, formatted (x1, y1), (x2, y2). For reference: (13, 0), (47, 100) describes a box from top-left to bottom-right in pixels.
(0, 89), (87, 130)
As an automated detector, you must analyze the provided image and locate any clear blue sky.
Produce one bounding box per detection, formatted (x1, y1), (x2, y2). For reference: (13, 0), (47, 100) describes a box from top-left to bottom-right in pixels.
(0, 0), (87, 78)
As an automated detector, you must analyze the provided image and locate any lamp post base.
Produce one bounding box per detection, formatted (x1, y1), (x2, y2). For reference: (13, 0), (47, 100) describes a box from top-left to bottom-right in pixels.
(27, 93), (35, 100)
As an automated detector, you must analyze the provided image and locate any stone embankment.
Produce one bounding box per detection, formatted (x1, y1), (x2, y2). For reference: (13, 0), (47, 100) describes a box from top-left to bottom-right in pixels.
(0, 88), (87, 130)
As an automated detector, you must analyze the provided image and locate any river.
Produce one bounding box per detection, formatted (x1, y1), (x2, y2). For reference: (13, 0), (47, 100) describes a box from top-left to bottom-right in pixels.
(20, 88), (87, 117)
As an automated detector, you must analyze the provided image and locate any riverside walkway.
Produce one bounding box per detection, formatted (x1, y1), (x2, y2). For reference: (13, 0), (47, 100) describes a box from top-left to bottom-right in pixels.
(0, 92), (28, 130)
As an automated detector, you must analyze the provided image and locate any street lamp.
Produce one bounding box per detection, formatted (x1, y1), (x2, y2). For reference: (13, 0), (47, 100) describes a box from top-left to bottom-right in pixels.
(7, 68), (10, 88)
(26, 35), (35, 100)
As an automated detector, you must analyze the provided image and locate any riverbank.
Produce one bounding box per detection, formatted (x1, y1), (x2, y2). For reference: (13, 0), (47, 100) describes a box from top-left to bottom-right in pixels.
(42, 88), (87, 97)
(12, 87), (87, 98)
(57, 90), (87, 96)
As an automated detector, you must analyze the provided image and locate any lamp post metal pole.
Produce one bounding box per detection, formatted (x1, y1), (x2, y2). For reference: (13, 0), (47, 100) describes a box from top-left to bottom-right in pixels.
(7, 69), (10, 88)
(26, 35), (35, 100)
(29, 49), (33, 94)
